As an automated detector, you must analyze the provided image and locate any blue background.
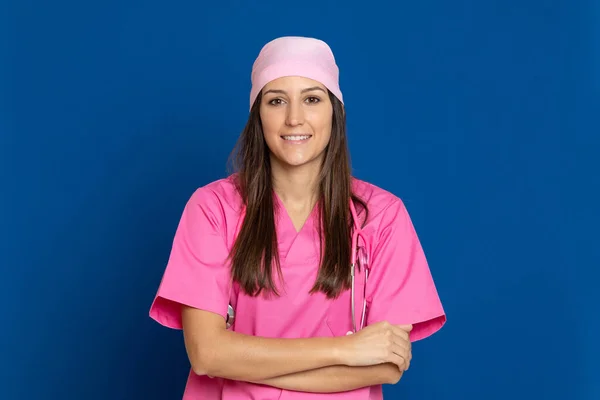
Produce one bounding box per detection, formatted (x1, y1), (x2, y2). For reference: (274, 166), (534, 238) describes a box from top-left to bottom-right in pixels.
(2, 0), (598, 399)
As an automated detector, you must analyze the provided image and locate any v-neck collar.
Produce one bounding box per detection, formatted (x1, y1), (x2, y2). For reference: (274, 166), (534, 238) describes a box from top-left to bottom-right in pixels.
(273, 191), (318, 234)
(273, 191), (321, 262)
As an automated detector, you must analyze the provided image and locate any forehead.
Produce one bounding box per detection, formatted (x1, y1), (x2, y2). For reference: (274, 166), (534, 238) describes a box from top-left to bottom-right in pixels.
(262, 76), (326, 91)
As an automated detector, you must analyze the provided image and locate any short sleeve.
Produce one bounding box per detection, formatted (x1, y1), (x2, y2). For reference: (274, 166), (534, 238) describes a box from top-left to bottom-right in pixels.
(149, 188), (232, 330)
(365, 199), (446, 342)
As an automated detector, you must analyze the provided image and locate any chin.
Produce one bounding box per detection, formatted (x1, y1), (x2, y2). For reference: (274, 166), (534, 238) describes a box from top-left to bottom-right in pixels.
(283, 159), (312, 168)
(276, 155), (320, 169)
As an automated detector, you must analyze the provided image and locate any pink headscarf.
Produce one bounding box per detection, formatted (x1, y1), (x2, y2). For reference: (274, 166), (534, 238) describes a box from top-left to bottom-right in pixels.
(249, 36), (344, 110)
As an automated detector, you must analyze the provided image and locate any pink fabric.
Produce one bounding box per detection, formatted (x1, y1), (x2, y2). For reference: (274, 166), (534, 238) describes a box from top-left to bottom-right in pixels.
(149, 175), (446, 399)
(249, 36), (344, 109)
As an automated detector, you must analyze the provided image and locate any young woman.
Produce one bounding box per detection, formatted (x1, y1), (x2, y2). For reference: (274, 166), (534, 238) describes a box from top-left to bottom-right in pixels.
(149, 36), (446, 399)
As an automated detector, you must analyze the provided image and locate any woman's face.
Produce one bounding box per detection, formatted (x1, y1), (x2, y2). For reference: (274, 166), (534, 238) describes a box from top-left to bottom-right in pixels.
(260, 76), (333, 170)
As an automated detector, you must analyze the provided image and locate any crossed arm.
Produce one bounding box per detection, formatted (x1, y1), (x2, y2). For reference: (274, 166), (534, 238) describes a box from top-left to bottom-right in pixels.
(181, 306), (404, 393)
(252, 364), (402, 393)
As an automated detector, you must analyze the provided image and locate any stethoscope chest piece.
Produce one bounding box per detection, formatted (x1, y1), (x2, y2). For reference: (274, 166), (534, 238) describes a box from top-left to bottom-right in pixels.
(226, 304), (235, 329)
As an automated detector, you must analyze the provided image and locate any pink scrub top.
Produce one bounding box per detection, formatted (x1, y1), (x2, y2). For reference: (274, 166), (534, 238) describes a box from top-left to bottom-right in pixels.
(149, 175), (446, 399)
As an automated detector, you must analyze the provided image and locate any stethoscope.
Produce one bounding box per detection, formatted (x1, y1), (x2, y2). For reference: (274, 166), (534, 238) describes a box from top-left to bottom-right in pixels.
(226, 200), (370, 333)
(349, 199), (371, 333)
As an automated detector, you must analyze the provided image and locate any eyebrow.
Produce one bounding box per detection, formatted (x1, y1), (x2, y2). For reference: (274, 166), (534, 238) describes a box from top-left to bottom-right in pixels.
(263, 86), (327, 96)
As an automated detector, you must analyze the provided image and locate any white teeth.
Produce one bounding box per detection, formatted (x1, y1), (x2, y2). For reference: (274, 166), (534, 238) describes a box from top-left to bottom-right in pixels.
(282, 135), (311, 141)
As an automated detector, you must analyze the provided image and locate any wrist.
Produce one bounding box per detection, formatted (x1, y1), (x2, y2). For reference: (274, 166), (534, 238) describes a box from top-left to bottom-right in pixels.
(330, 335), (351, 365)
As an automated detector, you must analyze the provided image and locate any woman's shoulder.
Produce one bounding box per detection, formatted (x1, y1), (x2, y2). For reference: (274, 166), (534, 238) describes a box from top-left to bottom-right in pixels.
(351, 177), (410, 229)
(352, 177), (404, 210)
(186, 174), (243, 213)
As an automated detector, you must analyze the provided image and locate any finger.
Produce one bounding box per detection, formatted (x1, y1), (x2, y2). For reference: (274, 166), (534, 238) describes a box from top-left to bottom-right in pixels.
(390, 341), (411, 366)
(386, 327), (410, 354)
(387, 351), (405, 371)
(393, 338), (410, 354)
(388, 350), (410, 371)
(391, 325), (410, 341)
(390, 331), (411, 357)
(406, 348), (412, 370)
(396, 324), (413, 332)
(399, 348), (411, 371)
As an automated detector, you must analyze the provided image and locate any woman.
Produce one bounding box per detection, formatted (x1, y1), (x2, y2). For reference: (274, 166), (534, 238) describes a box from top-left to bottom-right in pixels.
(149, 36), (446, 399)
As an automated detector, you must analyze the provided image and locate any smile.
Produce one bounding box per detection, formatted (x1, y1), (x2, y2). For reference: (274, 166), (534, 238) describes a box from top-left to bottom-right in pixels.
(281, 134), (312, 141)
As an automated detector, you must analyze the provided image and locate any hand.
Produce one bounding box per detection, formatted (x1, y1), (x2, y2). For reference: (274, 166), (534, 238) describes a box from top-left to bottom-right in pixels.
(340, 321), (412, 371)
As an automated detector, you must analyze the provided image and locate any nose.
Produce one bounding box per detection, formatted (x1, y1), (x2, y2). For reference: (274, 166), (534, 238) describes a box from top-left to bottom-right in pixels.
(285, 101), (304, 126)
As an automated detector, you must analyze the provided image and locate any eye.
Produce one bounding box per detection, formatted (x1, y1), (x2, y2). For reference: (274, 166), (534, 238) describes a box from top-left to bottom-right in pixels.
(268, 98), (285, 106)
(305, 96), (321, 104)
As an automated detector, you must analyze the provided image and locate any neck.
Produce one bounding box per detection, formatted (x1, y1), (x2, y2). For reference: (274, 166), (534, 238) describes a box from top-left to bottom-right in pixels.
(271, 158), (321, 210)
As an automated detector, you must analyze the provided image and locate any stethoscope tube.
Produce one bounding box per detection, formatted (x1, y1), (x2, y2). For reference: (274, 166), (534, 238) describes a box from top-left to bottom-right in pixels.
(349, 200), (369, 333)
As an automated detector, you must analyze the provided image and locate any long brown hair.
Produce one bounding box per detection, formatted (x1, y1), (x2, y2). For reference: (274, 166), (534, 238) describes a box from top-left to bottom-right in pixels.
(228, 90), (368, 299)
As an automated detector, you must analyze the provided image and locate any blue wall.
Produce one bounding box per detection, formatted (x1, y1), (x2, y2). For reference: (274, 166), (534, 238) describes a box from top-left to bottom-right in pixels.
(2, 1), (598, 399)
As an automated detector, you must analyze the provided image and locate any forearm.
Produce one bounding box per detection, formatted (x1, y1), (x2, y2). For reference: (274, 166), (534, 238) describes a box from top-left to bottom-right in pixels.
(192, 329), (344, 382)
(252, 363), (402, 393)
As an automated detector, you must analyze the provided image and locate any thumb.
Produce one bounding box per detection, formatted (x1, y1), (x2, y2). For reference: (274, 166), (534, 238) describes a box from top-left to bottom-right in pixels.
(397, 324), (413, 332)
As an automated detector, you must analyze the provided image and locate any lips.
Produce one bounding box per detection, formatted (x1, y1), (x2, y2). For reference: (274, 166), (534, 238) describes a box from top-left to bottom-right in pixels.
(281, 134), (312, 141)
